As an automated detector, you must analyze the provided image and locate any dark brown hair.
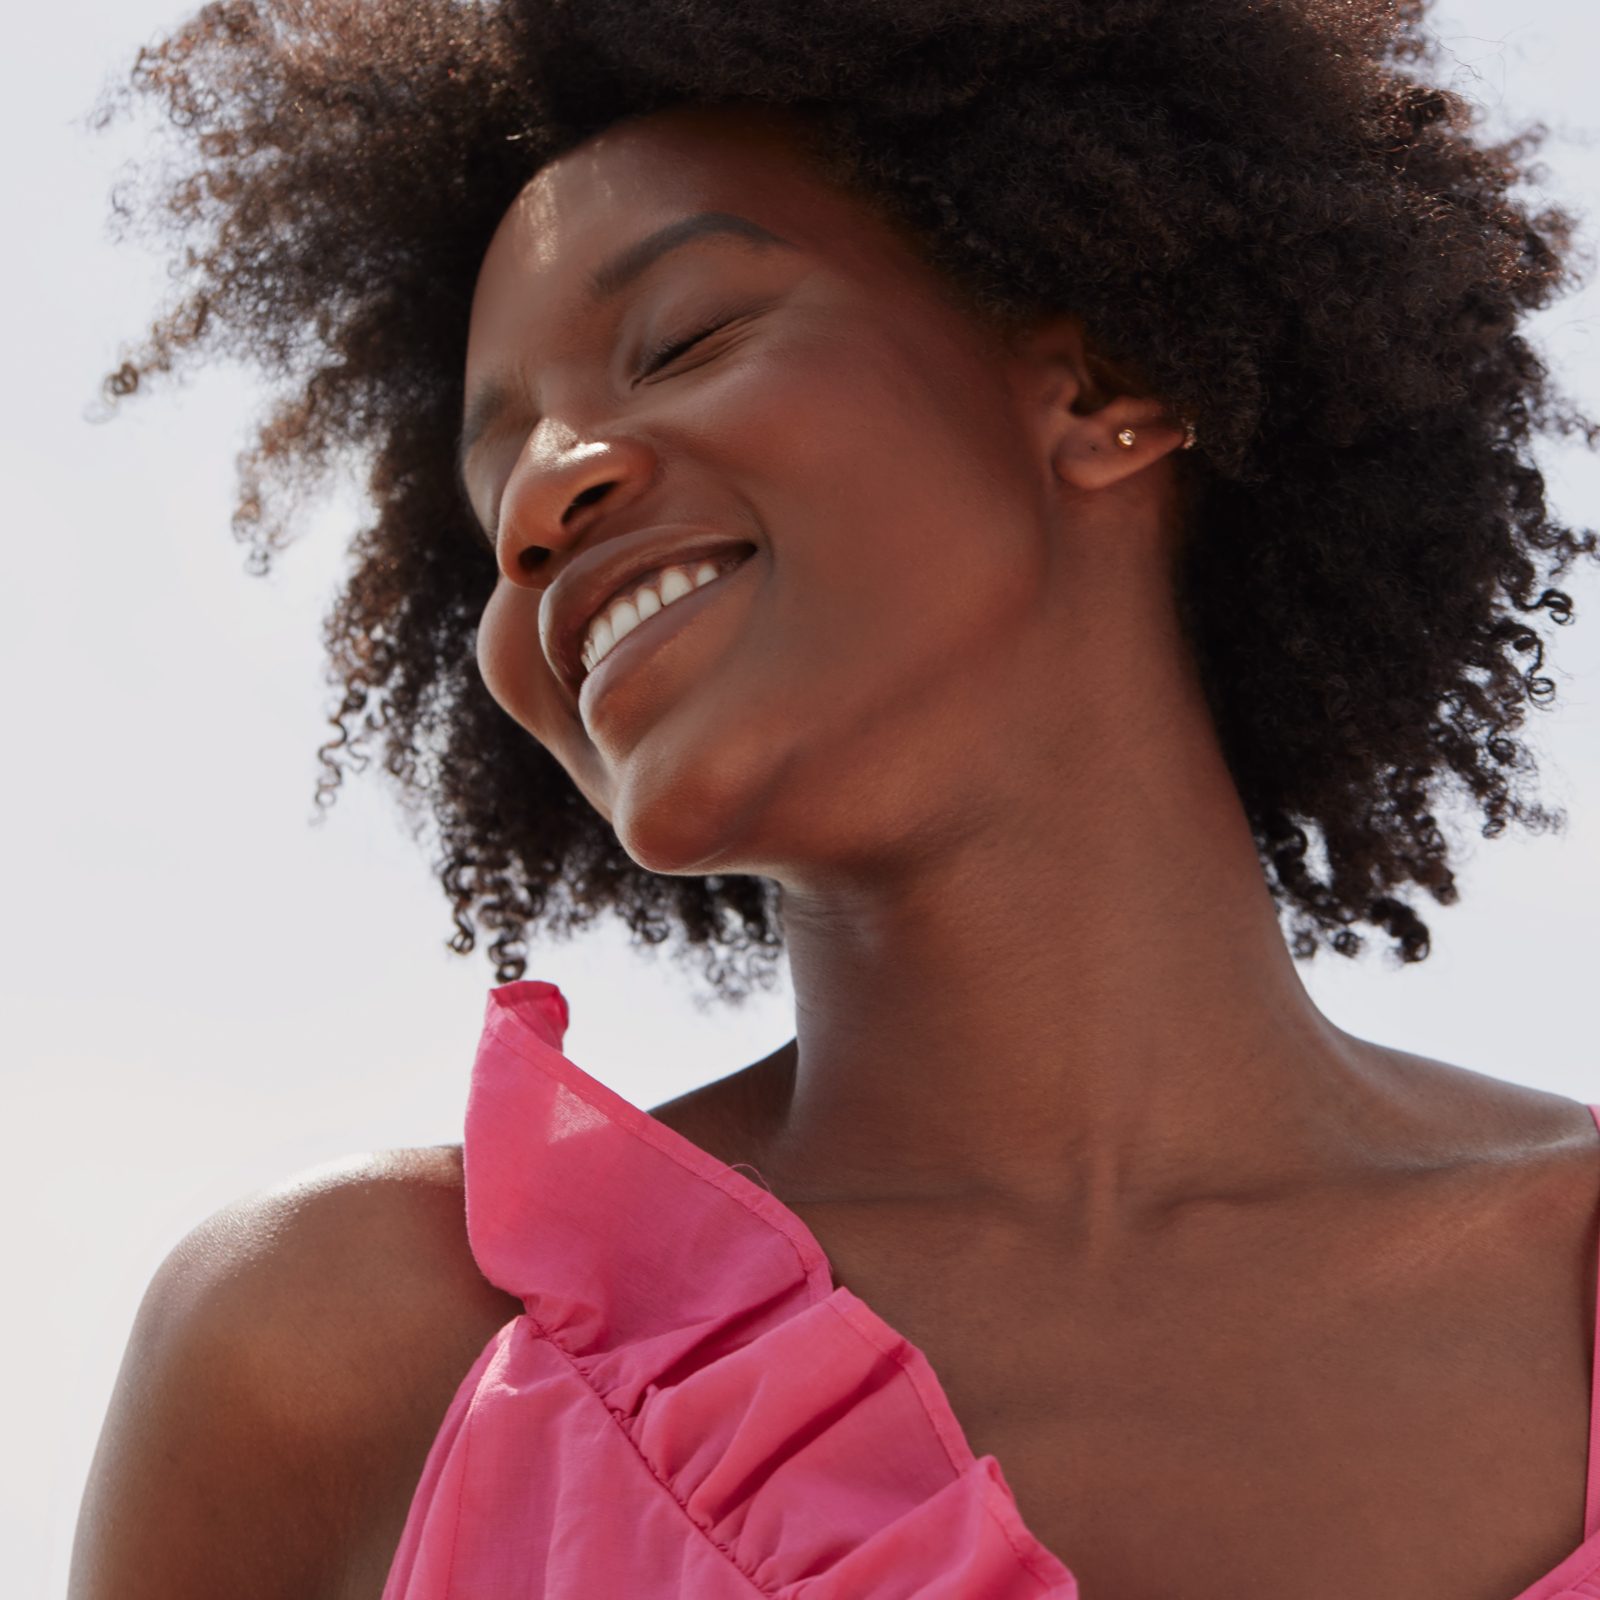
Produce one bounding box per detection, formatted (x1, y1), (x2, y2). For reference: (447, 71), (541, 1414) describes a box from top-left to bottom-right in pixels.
(100, 0), (1600, 1002)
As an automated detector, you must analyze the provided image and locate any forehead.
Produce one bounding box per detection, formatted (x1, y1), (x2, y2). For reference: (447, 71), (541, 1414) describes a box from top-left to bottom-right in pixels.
(512, 106), (841, 254)
(466, 105), (923, 363)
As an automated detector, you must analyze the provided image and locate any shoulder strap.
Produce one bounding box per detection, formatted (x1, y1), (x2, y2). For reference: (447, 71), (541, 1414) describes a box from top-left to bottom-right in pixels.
(1583, 1104), (1600, 1541)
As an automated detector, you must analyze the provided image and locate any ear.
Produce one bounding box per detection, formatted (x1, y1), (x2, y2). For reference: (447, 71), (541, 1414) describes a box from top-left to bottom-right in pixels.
(1009, 314), (1191, 491)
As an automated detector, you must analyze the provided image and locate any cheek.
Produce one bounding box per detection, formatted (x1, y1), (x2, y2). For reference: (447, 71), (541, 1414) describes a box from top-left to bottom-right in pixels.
(694, 323), (1041, 629)
(475, 583), (525, 712)
(699, 308), (1034, 547)
(477, 584), (618, 816)
(476, 583), (568, 742)
(660, 357), (1046, 771)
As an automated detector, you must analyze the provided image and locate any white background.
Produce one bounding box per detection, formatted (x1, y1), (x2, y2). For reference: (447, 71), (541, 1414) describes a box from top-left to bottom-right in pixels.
(5, 1), (1600, 1590)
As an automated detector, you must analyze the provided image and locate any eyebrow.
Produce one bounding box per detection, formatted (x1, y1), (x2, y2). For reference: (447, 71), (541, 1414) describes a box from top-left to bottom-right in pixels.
(455, 210), (794, 510)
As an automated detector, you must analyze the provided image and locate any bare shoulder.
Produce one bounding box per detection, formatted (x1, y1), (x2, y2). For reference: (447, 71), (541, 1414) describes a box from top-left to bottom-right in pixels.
(144, 1144), (521, 1438)
(166, 1143), (513, 1333)
(1370, 1040), (1600, 1169)
(71, 1146), (523, 1600)
(1344, 1043), (1600, 1358)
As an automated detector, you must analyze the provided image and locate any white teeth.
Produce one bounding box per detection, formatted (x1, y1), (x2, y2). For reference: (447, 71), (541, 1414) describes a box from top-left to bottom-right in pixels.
(609, 597), (642, 647)
(591, 614), (615, 656)
(580, 554), (746, 680)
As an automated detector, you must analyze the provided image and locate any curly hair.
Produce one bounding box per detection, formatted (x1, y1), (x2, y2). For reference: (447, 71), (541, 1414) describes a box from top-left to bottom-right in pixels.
(98, 0), (1600, 1003)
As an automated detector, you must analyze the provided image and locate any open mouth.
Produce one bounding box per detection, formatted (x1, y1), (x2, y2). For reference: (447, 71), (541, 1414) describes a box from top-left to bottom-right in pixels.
(576, 546), (757, 704)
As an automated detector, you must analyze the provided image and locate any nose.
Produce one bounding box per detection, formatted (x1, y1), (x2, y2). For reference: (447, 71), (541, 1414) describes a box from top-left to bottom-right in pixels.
(494, 420), (656, 587)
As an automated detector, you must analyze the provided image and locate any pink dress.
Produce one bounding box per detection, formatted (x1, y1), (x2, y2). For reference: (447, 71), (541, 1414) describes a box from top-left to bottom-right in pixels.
(381, 979), (1600, 1598)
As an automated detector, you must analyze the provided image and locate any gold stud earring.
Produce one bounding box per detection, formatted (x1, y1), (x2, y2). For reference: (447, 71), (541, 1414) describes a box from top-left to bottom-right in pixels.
(1116, 428), (1138, 450)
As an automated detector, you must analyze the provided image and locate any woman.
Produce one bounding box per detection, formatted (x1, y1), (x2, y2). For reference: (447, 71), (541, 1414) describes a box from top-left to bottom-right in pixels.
(72, 0), (1600, 1595)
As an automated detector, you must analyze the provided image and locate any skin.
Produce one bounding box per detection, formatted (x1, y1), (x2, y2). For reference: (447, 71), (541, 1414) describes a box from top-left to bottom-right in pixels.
(74, 102), (1600, 1600)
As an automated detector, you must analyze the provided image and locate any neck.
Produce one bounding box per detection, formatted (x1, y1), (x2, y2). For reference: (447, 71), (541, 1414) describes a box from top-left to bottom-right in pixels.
(759, 605), (1403, 1246)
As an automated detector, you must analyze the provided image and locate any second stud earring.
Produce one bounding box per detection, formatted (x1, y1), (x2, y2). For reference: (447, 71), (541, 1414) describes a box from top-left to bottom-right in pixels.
(1115, 428), (1138, 450)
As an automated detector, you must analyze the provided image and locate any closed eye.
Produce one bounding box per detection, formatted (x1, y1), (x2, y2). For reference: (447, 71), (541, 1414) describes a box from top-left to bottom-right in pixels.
(638, 316), (732, 377)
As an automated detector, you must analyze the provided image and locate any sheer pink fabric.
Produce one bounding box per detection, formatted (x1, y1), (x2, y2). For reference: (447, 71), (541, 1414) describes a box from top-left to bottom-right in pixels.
(381, 979), (1600, 1598)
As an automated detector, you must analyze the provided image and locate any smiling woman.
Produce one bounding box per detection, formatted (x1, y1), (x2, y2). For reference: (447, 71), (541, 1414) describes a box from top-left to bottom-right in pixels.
(72, 1), (1600, 1598)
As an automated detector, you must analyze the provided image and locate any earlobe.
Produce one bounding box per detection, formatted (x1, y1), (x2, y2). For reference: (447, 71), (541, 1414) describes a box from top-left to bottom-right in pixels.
(1052, 404), (1196, 490)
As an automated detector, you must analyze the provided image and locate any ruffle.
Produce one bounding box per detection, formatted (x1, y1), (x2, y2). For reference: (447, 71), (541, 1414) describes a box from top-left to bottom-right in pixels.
(463, 979), (1078, 1598)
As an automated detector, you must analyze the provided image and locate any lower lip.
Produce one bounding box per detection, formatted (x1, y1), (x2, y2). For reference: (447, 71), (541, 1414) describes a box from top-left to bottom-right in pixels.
(576, 554), (756, 721)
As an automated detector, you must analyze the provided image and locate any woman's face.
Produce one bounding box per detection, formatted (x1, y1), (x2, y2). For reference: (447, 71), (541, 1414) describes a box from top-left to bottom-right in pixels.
(461, 103), (1145, 882)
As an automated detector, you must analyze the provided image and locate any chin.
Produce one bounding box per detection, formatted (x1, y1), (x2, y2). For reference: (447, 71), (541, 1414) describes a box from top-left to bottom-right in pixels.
(611, 789), (743, 880)
(607, 734), (772, 878)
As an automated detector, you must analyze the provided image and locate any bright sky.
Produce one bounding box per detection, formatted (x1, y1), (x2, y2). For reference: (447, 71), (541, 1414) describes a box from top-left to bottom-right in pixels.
(5, 1), (1600, 1590)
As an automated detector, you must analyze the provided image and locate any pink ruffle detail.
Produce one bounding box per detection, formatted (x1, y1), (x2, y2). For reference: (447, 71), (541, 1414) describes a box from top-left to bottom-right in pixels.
(383, 979), (1076, 1598)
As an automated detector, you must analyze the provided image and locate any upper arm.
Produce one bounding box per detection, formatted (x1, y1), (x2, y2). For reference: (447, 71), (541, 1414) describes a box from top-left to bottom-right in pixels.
(68, 1147), (523, 1600)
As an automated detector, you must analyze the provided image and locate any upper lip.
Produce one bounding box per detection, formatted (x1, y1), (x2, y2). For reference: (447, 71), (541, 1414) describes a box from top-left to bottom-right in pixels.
(542, 525), (758, 698)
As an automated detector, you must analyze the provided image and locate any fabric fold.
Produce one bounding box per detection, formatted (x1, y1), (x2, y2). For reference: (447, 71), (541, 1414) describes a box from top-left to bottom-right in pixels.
(384, 977), (1077, 1597)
